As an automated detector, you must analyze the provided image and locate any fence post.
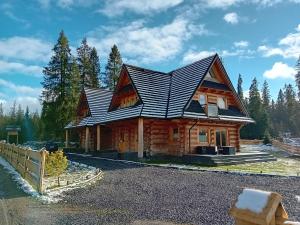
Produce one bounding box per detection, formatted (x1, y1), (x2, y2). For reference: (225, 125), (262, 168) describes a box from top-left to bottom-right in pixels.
(38, 149), (47, 194)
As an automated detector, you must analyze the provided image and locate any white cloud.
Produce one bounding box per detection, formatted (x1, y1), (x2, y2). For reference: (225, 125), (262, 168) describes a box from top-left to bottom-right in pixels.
(0, 79), (42, 96)
(1, 97), (41, 114)
(0, 37), (51, 62)
(88, 18), (208, 64)
(99, 0), (183, 16)
(258, 24), (300, 59)
(182, 50), (216, 64)
(203, 0), (241, 8)
(224, 12), (239, 24)
(263, 62), (296, 79)
(234, 41), (249, 48)
(0, 79), (42, 113)
(182, 48), (255, 64)
(37, 0), (97, 9)
(0, 60), (43, 77)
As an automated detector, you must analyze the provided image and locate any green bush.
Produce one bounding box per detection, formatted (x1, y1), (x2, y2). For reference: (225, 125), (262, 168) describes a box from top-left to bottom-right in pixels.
(45, 150), (68, 186)
(263, 131), (271, 145)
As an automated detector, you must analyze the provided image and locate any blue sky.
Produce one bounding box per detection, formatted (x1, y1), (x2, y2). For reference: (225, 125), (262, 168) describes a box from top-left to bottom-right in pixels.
(0, 0), (300, 113)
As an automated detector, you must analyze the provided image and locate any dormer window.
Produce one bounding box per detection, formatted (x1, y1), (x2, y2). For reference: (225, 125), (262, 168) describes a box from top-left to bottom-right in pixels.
(199, 94), (206, 105)
(217, 97), (226, 109)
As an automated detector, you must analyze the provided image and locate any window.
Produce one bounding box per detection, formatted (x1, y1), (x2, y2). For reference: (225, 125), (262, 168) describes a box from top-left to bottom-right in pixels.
(206, 71), (215, 78)
(207, 104), (218, 117)
(173, 128), (179, 140)
(199, 129), (208, 143)
(199, 94), (206, 105)
(217, 97), (226, 109)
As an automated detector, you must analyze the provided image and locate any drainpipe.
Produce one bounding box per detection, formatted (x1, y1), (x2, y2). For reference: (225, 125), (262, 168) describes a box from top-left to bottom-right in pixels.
(189, 119), (199, 154)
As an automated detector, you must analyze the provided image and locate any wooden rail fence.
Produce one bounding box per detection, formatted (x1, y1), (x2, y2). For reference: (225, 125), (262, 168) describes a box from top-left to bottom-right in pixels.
(240, 139), (263, 145)
(272, 140), (300, 155)
(0, 142), (47, 193)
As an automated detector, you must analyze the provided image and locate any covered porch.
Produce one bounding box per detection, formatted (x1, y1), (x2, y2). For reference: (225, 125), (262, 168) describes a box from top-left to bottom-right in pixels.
(65, 117), (145, 158)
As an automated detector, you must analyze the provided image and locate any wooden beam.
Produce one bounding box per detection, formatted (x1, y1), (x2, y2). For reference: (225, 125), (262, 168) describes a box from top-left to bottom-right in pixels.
(65, 129), (69, 148)
(97, 125), (101, 151)
(138, 118), (144, 158)
(85, 126), (89, 153)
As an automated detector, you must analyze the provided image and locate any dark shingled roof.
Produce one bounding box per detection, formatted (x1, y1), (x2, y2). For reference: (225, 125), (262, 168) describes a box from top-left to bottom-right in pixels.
(66, 54), (253, 127)
(185, 100), (205, 114)
(167, 55), (216, 118)
(201, 80), (230, 91)
(218, 106), (246, 117)
(125, 64), (171, 118)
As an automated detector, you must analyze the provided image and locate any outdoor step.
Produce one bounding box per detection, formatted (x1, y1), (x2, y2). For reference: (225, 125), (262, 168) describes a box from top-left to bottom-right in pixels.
(213, 157), (277, 166)
(211, 155), (276, 162)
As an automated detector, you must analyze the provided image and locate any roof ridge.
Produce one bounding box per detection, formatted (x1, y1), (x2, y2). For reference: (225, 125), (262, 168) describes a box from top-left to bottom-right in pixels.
(124, 63), (169, 75)
(170, 54), (217, 74)
(84, 87), (113, 93)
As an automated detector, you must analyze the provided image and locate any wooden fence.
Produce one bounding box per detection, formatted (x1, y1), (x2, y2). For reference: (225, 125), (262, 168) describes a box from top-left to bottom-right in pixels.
(0, 142), (47, 193)
(240, 139), (263, 145)
(272, 140), (300, 155)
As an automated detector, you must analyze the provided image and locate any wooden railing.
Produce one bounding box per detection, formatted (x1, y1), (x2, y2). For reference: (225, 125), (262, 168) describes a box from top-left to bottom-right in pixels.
(0, 142), (47, 193)
(272, 140), (300, 155)
(240, 139), (263, 145)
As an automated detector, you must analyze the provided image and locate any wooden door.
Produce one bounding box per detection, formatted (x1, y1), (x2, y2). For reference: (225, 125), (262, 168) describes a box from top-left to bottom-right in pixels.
(119, 127), (129, 152)
(216, 129), (227, 147)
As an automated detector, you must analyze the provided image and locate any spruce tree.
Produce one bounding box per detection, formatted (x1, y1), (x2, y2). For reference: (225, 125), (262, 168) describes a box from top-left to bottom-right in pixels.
(66, 58), (81, 121)
(0, 103), (3, 117)
(41, 30), (72, 139)
(262, 80), (270, 108)
(295, 55), (300, 98)
(77, 38), (92, 88)
(89, 47), (100, 88)
(104, 44), (123, 90)
(237, 74), (244, 101)
(241, 78), (268, 139)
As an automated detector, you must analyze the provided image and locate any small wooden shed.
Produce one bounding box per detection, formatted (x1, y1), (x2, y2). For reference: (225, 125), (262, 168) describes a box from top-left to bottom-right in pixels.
(5, 125), (21, 144)
(229, 188), (293, 225)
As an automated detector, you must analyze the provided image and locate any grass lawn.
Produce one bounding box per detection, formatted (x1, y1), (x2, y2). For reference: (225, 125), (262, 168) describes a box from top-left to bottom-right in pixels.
(213, 158), (300, 176)
(142, 145), (300, 176)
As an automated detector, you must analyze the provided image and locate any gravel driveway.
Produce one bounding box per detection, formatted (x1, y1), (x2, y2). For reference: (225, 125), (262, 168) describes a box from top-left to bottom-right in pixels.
(62, 154), (300, 225)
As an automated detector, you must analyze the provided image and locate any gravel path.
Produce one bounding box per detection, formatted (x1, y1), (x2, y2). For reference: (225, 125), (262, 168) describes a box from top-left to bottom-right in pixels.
(61, 154), (300, 225)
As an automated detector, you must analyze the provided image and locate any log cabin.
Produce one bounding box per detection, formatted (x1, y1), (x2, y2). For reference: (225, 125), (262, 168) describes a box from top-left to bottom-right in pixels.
(65, 54), (254, 158)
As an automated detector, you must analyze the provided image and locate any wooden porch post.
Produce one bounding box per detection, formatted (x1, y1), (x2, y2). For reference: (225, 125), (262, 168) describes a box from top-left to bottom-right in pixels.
(138, 117), (144, 158)
(97, 125), (101, 151)
(85, 126), (89, 153)
(65, 129), (69, 148)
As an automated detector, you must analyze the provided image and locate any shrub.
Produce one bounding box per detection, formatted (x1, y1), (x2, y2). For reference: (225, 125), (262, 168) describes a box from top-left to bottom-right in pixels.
(45, 150), (68, 186)
(263, 131), (271, 145)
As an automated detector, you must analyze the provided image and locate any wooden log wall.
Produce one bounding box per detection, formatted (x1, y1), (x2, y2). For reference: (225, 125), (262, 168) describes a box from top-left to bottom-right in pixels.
(185, 120), (241, 154)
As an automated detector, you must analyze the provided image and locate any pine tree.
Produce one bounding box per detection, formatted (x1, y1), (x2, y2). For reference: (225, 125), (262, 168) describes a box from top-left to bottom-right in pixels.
(262, 80), (270, 108)
(295, 55), (300, 98)
(41, 30), (72, 139)
(104, 45), (123, 90)
(241, 78), (268, 139)
(237, 74), (244, 101)
(89, 47), (100, 88)
(66, 58), (81, 121)
(0, 103), (3, 118)
(77, 38), (92, 88)
(283, 84), (298, 134)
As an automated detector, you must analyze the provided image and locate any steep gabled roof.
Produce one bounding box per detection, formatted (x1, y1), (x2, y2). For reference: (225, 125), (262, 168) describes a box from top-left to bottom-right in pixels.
(124, 64), (171, 118)
(66, 54), (252, 128)
(84, 88), (112, 119)
(167, 55), (216, 118)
